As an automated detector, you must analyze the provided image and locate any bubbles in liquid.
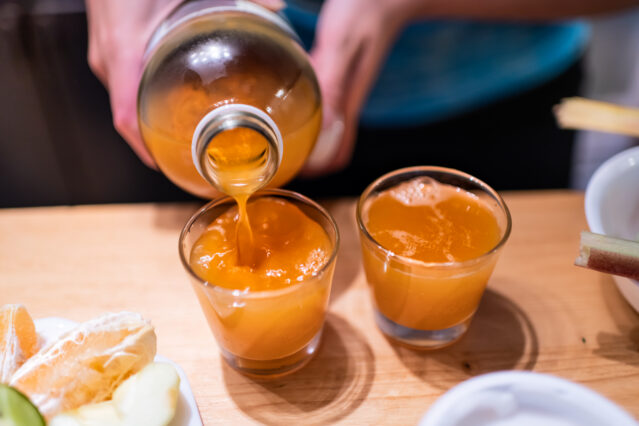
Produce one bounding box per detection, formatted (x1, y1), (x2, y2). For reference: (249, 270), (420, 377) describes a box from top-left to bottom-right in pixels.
(365, 177), (501, 263)
(190, 197), (332, 291)
(206, 128), (269, 169)
(388, 177), (478, 207)
(204, 127), (275, 196)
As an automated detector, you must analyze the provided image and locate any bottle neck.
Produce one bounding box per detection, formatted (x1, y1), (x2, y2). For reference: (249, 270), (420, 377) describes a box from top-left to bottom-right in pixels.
(192, 104), (283, 196)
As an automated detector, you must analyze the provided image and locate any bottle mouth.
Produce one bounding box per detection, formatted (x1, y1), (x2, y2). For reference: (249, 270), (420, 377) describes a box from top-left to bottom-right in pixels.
(192, 104), (283, 195)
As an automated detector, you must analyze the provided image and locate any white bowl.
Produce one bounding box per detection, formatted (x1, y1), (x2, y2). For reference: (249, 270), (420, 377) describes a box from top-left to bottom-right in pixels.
(584, 145), (639, 312)
(419, 371), (637, 426)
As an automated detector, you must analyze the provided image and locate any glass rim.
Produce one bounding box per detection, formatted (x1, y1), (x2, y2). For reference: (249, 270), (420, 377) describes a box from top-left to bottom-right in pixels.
(356, 166), (512, 269)
(179, 188), (340, 298)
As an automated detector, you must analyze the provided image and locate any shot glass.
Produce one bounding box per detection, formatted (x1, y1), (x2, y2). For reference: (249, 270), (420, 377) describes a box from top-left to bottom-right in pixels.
(179, 189), (339, 378)
(357, 167), (511, 350)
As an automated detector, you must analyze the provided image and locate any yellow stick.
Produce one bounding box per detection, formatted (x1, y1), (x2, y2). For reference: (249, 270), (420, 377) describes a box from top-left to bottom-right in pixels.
(554, 97), (639, 138)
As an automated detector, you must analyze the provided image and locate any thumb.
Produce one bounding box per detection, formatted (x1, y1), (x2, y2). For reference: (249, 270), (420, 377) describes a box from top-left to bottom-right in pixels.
(251, 0), (285, 12)
(304, 0), (402, 175)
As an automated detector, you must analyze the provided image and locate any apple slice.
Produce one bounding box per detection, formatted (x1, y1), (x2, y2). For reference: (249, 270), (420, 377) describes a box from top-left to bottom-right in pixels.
(47, 402), (119, 426)
(113, 362), (180, 426)
(49, 363), (180, 426)
(575, 231), (639, 280)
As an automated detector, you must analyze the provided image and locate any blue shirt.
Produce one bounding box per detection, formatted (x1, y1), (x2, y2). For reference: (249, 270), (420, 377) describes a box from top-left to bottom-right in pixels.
(284, 3), (588, 127)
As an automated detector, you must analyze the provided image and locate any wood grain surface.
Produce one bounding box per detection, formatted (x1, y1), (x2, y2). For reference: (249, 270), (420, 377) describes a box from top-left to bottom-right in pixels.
(1, 191), (638, 424)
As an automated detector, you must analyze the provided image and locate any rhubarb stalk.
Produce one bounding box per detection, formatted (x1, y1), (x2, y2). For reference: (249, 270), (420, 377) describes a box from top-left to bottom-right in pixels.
(576, 231), (639, 280)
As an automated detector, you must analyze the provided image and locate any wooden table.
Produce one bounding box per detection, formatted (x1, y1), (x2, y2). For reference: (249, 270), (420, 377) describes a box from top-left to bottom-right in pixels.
(1, 191), (638, 424)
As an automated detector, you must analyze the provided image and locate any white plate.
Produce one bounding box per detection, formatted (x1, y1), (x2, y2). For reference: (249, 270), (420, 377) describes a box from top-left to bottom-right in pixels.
(419, 371), (637, 426)
(34, 317), (203, 426)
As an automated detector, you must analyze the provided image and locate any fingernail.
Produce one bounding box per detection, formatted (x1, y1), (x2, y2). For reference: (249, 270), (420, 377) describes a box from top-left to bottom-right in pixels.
(306, 112), (345, 170)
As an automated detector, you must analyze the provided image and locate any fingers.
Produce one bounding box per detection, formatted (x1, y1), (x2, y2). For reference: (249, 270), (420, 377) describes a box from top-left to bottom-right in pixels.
(303, 0), (405, 176)
(85, 7), (106, 86)
(86, 0), (179, 170)
(87, 50), (106, 86)
(301, 107), (345, 177)
(107, 52), (158, 170)
(302, 0), (359, 176)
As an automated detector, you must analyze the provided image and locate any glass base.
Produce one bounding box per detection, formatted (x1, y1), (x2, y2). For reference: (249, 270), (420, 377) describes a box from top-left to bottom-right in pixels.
(220, 328), (323, 379)
(375, 310), (470, 350)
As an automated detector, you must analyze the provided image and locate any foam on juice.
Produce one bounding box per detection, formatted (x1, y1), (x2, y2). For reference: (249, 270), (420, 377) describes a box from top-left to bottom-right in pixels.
(387, 177), (461, 207)
(365, 177), (502, 263)
(190, 197), (331, 292)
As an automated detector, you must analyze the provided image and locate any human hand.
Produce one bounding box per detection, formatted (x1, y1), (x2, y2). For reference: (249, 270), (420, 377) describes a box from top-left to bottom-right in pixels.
(86, 0), (179, 168)
(303, 0), (417, 176)
(86, 0), (285, 169)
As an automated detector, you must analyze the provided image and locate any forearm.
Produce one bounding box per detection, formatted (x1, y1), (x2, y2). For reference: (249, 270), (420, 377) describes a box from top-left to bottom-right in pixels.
(400, 0), (639, 21)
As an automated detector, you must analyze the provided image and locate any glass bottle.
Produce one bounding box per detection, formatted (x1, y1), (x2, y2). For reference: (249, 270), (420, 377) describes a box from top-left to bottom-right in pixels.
(138, 0), (322, 198)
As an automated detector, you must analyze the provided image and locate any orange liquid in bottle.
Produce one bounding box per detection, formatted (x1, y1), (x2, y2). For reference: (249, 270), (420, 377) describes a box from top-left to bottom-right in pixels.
(361, 178), (503, 330)
(138, 12), (322, 198)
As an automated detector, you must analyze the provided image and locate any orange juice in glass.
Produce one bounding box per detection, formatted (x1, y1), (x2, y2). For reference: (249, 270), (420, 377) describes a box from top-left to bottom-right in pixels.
(180, 189), (338, 377)
(357, 167), (511, 349)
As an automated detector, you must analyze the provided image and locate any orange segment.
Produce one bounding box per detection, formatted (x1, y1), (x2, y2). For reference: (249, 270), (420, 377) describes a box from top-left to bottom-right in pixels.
(0, 304), (38, 383)
(9, 312), (156, 419)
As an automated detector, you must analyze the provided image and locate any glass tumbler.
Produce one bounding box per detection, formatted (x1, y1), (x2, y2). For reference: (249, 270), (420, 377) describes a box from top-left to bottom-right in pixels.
(179, 189), (339, 378)
(357, 166), (511, 350)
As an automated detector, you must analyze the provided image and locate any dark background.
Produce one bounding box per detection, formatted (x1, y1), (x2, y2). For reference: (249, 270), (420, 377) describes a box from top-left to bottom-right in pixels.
(0, 1), (580, 207)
